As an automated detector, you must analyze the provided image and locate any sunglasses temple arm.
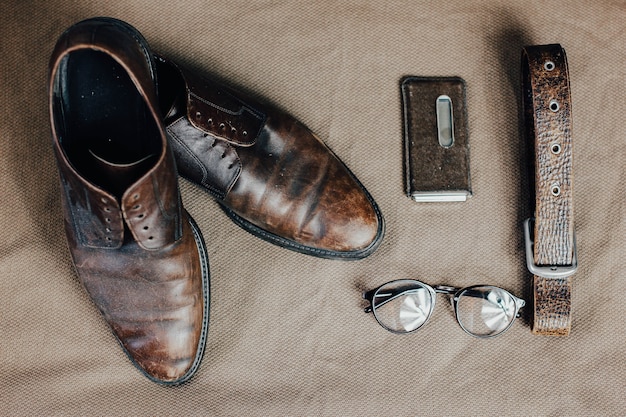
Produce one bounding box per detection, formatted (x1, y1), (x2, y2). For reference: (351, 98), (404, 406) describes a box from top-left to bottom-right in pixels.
(362, 289), (375, 313)
(362, 288), (376, 313)
(515, 297), (526, 316)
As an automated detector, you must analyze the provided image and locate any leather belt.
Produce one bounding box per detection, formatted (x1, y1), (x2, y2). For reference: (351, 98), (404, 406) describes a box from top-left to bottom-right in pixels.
(521, 44), (577, 336)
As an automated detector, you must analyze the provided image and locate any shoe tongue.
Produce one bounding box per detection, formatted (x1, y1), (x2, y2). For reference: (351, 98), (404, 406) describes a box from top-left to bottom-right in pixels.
(87, 148), (157, 198)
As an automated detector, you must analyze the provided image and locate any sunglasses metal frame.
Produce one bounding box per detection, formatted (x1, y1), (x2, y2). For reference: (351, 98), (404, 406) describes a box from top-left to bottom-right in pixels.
(363, 279), (526, 338)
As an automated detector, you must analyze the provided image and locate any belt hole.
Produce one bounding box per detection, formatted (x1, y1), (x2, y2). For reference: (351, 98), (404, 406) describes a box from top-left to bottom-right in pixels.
(551, 143), (562, 154)
(551, 184), (561, 197)
(544, 61), (555, 71)
(549, 100), (560, 112)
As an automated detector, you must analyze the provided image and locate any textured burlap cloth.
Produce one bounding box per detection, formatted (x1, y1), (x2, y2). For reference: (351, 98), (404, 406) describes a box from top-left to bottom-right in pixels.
(1, 1), (624, 415)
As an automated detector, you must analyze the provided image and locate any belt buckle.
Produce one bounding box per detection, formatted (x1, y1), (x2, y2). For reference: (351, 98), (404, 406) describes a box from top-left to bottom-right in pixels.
(523, 218), (578, 279)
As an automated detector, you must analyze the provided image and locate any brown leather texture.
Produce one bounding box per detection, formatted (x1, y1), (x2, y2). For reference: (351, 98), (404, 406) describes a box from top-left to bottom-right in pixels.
(522, 44), (574, 336)
(532, 276), (572, 336)
(159, 56), (384, 259)
(2, 1), (626, 416)
(48, 18), (209, 384)
(401, 76), (471, 200)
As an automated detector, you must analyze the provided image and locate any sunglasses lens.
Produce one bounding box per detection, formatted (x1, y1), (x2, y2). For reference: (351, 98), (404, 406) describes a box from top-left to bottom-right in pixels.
(372, 280), (435, 333)
(456, 286), (518, 337)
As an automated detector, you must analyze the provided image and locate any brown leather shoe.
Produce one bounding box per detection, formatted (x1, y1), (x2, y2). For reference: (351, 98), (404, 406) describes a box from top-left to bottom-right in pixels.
(48, 18), (209, 385)
(156, 55), (385, 259)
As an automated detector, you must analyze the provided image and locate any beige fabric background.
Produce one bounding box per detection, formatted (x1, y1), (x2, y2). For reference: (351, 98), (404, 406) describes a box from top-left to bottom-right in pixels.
(1, 1), (625, 415)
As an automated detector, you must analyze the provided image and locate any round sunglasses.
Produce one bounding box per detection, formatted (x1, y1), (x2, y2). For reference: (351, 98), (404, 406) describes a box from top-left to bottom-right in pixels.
(363, 279), (526, 338)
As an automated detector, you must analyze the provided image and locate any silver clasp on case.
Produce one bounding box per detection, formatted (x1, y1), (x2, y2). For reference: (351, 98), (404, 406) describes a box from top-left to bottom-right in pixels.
(435, 95), (455, 148)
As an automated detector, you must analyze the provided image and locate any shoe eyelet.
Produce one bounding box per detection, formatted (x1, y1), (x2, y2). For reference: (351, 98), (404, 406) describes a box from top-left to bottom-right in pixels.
(143, 226), (149, 230)
(137, 214), (144, 219)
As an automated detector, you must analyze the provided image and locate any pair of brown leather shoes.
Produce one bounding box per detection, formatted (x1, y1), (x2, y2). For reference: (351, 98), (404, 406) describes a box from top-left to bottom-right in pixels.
(48, 17), (384, 384)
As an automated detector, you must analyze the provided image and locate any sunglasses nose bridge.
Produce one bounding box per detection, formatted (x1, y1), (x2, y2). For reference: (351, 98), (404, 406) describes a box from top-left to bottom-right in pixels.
(433, 285), (459, 295)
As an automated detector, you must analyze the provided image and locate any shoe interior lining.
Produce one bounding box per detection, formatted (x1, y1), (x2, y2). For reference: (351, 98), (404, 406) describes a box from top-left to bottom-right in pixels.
(53, 49), (161, 193)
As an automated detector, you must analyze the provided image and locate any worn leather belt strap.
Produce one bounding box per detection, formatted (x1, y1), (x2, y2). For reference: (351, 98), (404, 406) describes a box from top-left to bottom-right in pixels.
(521, 44), (577, 336)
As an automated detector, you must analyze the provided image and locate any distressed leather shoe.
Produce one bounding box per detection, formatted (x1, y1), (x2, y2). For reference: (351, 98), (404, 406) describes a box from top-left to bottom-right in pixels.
(156, 55), (385, 259)
(48, 18), (209, 385)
